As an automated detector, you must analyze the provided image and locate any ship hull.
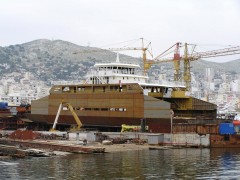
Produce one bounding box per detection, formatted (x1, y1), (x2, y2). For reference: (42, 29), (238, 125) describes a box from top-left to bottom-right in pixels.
(28, 83), (217, 133)
(28, 114), (172, 133)
(28, 83), (173, 132)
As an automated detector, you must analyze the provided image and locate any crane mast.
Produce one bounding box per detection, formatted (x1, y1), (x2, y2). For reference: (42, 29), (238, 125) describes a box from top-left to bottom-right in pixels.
(108, 38), (152, 75)
(173, 42), (181, 81)
(183, 43), (192, 91)
(151, 43), (240, 92)
(73, 38), (240, 93)
(183, 44), (240, 91)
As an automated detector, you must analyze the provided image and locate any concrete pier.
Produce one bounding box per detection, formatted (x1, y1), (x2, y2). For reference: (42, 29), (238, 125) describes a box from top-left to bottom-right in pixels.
(0, 139), (105, 154)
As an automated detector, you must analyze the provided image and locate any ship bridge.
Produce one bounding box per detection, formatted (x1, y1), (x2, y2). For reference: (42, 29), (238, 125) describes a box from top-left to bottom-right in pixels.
(85, 53), (148, 84)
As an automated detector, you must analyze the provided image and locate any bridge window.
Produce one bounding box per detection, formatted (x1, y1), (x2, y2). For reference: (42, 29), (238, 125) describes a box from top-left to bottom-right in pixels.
(77, 87), (85, 91)
(62, 86), (70, 92)
(73, 107), (127, 112)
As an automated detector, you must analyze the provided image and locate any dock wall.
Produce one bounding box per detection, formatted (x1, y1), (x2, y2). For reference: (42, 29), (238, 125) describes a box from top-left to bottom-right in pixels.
(0, 130), (211, 148)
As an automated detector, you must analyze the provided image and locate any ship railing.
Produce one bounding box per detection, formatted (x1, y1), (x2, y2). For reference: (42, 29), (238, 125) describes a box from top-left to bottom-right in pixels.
(86, 70), (144, 77)
(147, 79), (186, 87)
(95, 60), (139, 65)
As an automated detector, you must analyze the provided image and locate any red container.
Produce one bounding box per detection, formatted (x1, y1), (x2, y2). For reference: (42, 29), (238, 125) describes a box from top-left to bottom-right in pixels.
(233, 120), (240, 126)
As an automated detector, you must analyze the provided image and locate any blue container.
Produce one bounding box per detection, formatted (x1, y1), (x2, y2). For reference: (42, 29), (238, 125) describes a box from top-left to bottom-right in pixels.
(0, 102), (8, 109)
(0, 102), (4, 109)
(219, 123), (235, 135)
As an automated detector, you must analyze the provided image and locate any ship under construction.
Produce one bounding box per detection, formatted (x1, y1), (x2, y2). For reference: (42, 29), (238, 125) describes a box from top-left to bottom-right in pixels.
(25, 40), (240, 132)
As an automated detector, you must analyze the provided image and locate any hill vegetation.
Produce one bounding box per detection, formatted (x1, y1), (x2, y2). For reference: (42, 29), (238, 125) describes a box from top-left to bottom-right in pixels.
(0, 39), (239, 84)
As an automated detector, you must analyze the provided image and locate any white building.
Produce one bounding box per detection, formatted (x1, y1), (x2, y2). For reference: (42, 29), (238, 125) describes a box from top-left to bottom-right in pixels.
(205, 68), (214, 82)
(231, 80), (239, 92)
(0, 72), (50, 105)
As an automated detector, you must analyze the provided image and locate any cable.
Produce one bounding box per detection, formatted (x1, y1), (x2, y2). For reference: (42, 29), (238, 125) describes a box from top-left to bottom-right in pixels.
(99, 38), (140, 48)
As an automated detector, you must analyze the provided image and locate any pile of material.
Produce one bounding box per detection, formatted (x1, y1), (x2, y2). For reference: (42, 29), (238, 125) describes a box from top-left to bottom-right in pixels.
(9, 130), (39, 140)
(8, 130), (67, 140)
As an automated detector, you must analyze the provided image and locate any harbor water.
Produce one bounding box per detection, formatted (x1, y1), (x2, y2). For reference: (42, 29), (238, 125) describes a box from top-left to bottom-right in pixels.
(1, 148), (240, 179)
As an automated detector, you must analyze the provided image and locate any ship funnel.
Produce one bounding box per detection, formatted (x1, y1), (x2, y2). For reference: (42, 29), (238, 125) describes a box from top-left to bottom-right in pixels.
(116, 53), (120, 63)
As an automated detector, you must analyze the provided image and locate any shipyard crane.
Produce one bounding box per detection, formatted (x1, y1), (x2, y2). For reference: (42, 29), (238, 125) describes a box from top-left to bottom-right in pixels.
(218, 100), (240, 113)
(150, 43), (240, 91)
(182, 43), (240, 91)
(147, 42), (182, 81)
(73, 38), (153, 75)
(107, 38), (153, 75)
(73, 39), (240, 91)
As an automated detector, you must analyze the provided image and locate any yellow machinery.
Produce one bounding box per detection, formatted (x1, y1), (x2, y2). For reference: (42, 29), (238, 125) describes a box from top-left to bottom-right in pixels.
(121, 124), (148, 132)
(49, 102), (82, 132)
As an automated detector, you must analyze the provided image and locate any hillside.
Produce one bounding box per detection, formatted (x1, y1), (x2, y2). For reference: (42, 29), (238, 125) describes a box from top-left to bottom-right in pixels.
(0, 39), (239, 84)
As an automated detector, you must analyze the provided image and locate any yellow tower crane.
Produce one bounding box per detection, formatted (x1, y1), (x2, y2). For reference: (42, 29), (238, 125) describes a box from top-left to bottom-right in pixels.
(108, 38), (153, 75)
(149, 42), (182, 81)
(73, 38), (153, 75)
(74, 39), (240, 92)
(182, 44), (240, 91)
(150, 43), (240, 91)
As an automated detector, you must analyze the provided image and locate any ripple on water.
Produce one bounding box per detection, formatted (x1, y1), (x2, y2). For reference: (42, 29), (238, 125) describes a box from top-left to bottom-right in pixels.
(1, 148), (240, 179)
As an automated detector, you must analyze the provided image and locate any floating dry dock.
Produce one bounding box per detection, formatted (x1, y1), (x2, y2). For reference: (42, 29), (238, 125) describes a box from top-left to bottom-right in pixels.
(0, 139), (105, 154)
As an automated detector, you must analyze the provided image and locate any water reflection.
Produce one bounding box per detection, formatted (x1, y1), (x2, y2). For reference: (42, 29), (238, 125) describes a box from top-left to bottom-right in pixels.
(1, 148), (240, 179)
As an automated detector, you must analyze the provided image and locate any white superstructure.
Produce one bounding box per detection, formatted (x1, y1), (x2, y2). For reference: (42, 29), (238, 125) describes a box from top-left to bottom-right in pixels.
(85, 53), (185, 89)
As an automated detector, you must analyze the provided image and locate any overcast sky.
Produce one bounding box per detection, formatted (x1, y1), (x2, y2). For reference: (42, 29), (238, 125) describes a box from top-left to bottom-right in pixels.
(0, 0), (239, 62)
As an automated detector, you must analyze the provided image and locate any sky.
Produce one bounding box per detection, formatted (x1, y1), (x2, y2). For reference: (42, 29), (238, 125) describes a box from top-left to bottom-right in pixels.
(0, 0), (240, 62)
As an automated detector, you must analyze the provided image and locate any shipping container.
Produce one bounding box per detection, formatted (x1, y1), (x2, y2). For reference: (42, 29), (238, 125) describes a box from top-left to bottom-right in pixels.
(0, 102), (8, 109)
(219, 123), (235, 135)
(233, 120), (240, 126)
